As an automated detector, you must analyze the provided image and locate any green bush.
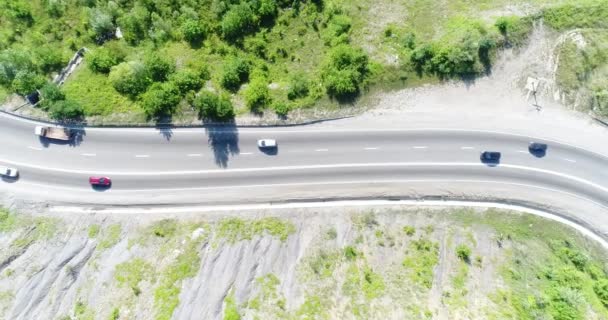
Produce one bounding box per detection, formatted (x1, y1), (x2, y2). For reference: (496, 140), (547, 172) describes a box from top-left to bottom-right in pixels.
(140, 82), (181, 118)
(494, 16), (532, 45)
(456, 244), (471, 262)
(12, 71), (46, 95)
(322, 44), (369, 98)
(287, 73), (310, 100)
(108, 61), (151, 97)
(170, 69), (204, 94)
(38, 83), (65, 110)
(144, 54), (175, 82)
(194, 91), (235, 122)
(48, 100), (84, 120)
(322, 14), (352, 46)
(34, 46), (66, 73)
(272, 101), (290, 117)
(116, 4), (150, 45)
(221, 3), (256, 40)
(88, 47), (123, 74)
(221, 57), (250, 91)
(344, 246), (358, 260)
(244, 77), (271, 112)
(0, 49), (36, 87)
(181, 19), (207, 45)
(89, 9), (115, 42)
(594, 278), (608, 307)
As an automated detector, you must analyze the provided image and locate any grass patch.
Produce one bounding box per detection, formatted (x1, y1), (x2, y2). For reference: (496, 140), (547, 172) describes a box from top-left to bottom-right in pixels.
(542, 0), (608, 30)
(73, 301), (94, 320)
(216, 217), (296, 243)
(402, 238), (440, 289)
(114, 258), (153, 296)
(87, 224), (100, 239)
(98, 223), (122, 250)
(223, 293), (241, 320)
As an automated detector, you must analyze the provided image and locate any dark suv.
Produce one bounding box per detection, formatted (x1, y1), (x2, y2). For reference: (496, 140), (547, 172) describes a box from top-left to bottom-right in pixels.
(480, 151), (501, 164)
(528, 142), (548, 157)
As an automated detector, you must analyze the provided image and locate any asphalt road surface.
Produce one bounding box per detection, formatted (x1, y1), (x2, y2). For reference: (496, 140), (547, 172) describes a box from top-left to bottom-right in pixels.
(0, 113), (607, 206)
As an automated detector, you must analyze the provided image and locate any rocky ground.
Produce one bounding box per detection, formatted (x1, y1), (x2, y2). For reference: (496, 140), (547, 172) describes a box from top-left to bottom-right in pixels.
(1, 204), (607, 320)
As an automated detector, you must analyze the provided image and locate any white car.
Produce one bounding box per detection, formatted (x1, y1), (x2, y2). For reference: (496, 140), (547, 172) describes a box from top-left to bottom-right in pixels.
(257, 139), (277, 148)
(0, 166), (18, 178)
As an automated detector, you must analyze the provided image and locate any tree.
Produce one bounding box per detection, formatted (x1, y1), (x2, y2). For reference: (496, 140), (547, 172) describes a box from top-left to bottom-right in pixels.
(140, 82), (181, 117)
(244, 77), (271, 112)
(48, 100), (84, 120)
(181, 19), (206, 45)
(170, 69), (204, 94)
(456, 244), (471, 263)
(193, 91), (235, 121)
(116, 4), (149, 45)
(322, 44), (369, 99)
(221, 3), (256, 40)
(12, 71), (46, 95)
(144, 54), (175, 82)
(0, 49), (36, 87)
(34, 46), (65, 73)
(90, 9), (115, 43)
(108, 61), (151, 97)
(220, 57), (250, 91)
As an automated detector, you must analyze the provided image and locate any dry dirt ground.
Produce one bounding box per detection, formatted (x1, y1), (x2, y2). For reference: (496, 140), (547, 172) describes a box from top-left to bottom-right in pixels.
(1, 204), (607, 320)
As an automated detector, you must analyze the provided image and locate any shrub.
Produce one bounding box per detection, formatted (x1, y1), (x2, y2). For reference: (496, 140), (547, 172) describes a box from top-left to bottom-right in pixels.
(34, 46), (65, 73)
(322, 14), (352, 46)
(456, 244), (471, 262)
(244, 77), (271, 112)
(194, 91), (235, 122)
(221, 3), (256, 40)
(0, 49), (36, 87)
(403, 226), (416, 236)
(144, 54), (175, 82)
(38, 83), (65, 110)
(272, 101), (289, 117)
(48, 100), (84, 120)
(287, 73), (310, 100)
(257, 0), (278, 20)
(12, 71), (46, 95)
(88, 47), (123, 73)
(595, 278), (608, 307)
(140, 82), (181, 118)
(221, 57), (250, 91)
(108, 61), (151, 97)
(343, 246), (358, 260)
(181, 19), (206, 45)
(322, 44), (369, 98)
(170, 69), (203, 94)
(116, 4), (149, 45)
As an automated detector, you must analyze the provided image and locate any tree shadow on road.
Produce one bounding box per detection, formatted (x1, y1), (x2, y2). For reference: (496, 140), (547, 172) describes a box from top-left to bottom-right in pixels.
(205, 123), (239, 168)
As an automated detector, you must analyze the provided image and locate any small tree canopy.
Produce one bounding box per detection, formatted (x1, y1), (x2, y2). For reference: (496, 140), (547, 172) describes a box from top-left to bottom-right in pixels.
(193, 91), (235, 122)
(140, 82), (181, 118)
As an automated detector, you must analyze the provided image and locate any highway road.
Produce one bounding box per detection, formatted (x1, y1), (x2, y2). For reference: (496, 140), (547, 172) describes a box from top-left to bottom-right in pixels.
(0, 112), (607, 207)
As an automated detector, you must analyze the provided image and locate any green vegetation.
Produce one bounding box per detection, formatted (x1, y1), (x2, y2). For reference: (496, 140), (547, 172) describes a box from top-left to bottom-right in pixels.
(98, 223), (122, 250)
(73, 301), (94, 320)
(403, 225), (416, 236)
(194, 91), (235, 121)
(223, 293), (241, 320)
(114, 258), (153, 296)
(216, 217), (295, 243)
(456, 244), (472, 263)
(88, 224), (100, 238)
(154, 240), (202, 320)
(5, 0), (596, 122)
(0, 208), (60, 249)
(402, 238), (440, 289)
(109, 308), (119, 320)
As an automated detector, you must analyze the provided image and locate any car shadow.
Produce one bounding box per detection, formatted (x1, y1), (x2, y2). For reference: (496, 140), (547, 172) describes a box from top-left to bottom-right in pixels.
(529, 150), (547, 158)
(1, 175), (19, 183)
(481, 160), (500, 167)
(259, 147), (278, 156)
(205, 123), (240, 168)
(91, 184), (111, 192)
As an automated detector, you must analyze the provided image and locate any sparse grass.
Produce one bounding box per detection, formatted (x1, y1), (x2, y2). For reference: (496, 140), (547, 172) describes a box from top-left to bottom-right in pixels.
(223, 293), (241, 320)
(114, 258), (153, 296)
(154, 240), (202, 320)
(98, 223), (122, 250)
(403, 238), (439, 289)
(403, 225), (416, 236)
(88, 224), (100, 239)
(74, 301), (94, 320)
(216, 217), (296, 243)
(0, 208), (17, 232)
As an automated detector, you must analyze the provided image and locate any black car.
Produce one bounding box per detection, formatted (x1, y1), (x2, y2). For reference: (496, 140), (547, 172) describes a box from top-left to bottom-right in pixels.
(528, 142), (548, 156)
(480, 151), (501, 163)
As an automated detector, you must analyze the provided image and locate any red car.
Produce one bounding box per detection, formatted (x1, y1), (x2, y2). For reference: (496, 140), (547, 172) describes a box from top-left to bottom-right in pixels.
(89, 176), (112, 186)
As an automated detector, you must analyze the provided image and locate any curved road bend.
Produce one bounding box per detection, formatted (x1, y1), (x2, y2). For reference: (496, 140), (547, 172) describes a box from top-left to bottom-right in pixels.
(0, 114), (607, 207)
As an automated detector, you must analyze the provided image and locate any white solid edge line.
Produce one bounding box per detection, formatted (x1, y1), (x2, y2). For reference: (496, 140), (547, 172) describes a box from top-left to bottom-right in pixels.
(50, 199), (608, 249)
(81, 153), (96, 157)
(0, 160), (606, 195)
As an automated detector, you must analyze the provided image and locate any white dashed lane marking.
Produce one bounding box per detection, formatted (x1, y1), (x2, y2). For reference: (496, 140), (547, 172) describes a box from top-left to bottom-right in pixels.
(187, 154), (202, 157)
(563, 158), (577, 163)
(413, 146), (428, 149)
(315, 149), (329, 152)
(461, 146), (475, 150)
(135, 155), (150, 158)
(81, 153), (96, 157)
(364, 147), (379, 150)
(28, 146), (42, 151)
(240, 152), (253, 155)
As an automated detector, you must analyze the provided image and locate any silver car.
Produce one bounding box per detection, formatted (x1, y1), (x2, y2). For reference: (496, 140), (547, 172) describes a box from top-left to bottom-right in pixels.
(0, 166), (19, 178)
